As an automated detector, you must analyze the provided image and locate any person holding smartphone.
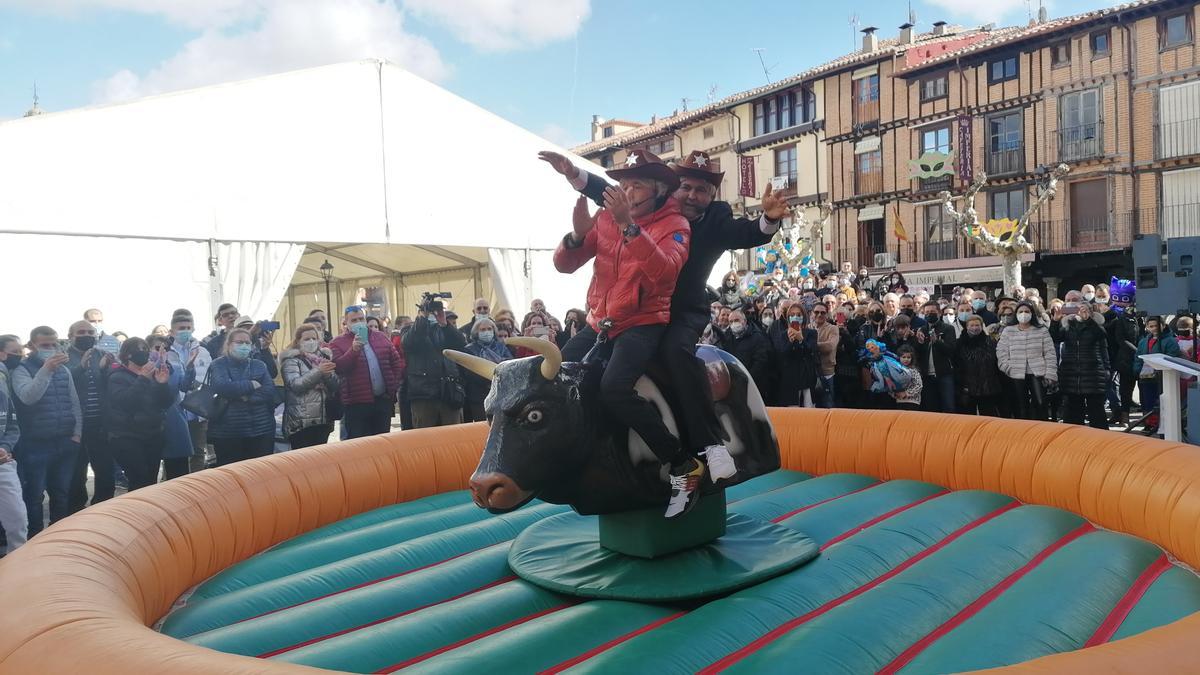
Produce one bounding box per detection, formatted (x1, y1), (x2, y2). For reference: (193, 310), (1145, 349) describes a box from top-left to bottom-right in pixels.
(106, 337), (174, 490)
(772, 305), (819, 407)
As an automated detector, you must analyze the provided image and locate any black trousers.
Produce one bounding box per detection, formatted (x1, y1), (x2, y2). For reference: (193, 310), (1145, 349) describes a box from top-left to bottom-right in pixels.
(109, 434), (162, 491)
(69, 421), (115, 512)
(344, 397), (394, 439)
(562, 324), (683, 466)
(211, 434), (274, 466)
(161, 457), (190, 481)
(1007, 375), (1048, 421)
(1063, 393), (1108, 429)
(289, 424), (333, 449)
(959, 393), (1001, 417)
(1116, 369), (1137, 412)
(398, 386), (414, 430)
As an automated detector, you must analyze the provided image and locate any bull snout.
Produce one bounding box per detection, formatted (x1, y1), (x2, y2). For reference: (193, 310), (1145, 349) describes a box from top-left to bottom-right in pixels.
(469, 472), (532, 512)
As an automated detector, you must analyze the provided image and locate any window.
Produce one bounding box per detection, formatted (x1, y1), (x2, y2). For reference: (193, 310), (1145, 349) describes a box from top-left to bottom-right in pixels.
(600, 154), (613, 169)
(752, 87), (816, 137)
(1161, 13), (1193, 49)
(921, 126), (952, 155)
(774, 145), (797, 186)
(1060, 89), (1101, 160)
(646, 138), (675, 155)
(921, 75), (948, 102)
(703, 126), (714, 139)
(1051, 42), (1071, 68)
(989, 56), (1018, 84)
(990, 187), (1027, 222)
(924, 204), (957, 261)
(856, 149), (883, 194)
(1090, 30), (1110, 56)
(853, 74), (881, 124)
(603, 126), (614, 138)
(988, 112), (1023, 174)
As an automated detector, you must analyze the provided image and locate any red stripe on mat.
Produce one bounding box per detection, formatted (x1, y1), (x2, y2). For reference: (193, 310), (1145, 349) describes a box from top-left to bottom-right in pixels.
(770, 482), (882, 523)
(257, 575), (518, 658)
(699, 500), (1020, 674)
(374, 602), (578, 673)
(539, 611), (688, 674)
(228, 542), (506, 628)
(820, 490), (950, 551)
(1083, 554), (1172, 648)
(878, 522), (1096, 675)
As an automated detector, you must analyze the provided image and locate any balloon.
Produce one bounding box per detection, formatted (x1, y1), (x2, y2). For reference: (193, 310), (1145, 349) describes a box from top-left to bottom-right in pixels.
(800, 268), (810, 277)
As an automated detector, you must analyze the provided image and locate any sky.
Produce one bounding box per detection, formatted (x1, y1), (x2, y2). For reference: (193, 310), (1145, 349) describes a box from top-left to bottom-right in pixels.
(0, 0), (1124, 147)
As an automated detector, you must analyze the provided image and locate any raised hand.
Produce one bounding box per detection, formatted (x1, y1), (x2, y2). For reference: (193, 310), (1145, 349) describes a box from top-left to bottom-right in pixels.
(538, 151), (578, 179)
(761, 183), (789, 221)
(572, 195), (597, 242)
(603, 187), (633, 227)
(318, 361), (336, 374)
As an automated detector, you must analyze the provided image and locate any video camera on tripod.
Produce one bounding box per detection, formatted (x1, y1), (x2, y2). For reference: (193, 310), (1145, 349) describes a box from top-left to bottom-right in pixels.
(418, 291), (453, 313)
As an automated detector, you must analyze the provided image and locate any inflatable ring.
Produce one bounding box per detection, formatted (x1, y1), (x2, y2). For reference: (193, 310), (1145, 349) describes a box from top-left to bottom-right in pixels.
(1, 409), (1199, 673)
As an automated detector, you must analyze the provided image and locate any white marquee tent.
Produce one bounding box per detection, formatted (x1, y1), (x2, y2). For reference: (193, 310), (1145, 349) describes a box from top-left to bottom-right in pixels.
(0, 59), (599, 341)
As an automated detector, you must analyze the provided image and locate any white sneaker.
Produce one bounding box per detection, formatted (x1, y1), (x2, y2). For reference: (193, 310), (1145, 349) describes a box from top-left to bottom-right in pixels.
(703, 444), (737, 482)
(664, 458), (705, 519)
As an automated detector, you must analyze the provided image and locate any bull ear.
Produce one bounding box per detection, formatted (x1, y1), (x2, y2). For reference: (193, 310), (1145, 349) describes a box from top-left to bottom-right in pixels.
(443, 349), (497, 380)
(504, 337), (562, 380)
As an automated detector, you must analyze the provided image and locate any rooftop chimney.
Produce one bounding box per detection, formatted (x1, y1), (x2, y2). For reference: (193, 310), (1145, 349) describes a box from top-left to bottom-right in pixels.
(590, 115), (607, 142)
(932, 20), (947, 36)
(899, 22), (915, 45)
(862, 26), (879, 53)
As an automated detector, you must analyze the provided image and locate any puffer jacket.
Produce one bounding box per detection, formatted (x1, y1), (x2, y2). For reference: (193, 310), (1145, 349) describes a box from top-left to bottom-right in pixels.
(953, 330), (1003, 397)
(105, 366), (175, 442)
(726, 324), (772, 401)
(205, 356), (276, 439)
(402, 319), (466, 404)
(330, 329), (405, 406)
(0, 363), (20, 453)
(281, 347), (340, 436)
(553, 198), (690, 338)
(1057, 316), (1110, 395)
(996, 324), (1057, 381)
(11, 356), (80, 441)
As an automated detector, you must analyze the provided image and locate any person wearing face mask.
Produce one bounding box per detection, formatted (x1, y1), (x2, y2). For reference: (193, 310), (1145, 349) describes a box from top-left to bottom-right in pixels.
(810, 303), (839, 408)
(203, 328), (277, 465)
(996, 301), (1057, 420)
(896, 295), (928, 331)
(725, 310), (772, 402)
(146, 335), (194, 481)
(942, 305), (963, 338)
(857, 300), (894, 353)
(10, 327), (81, 539)
(953, 316), (1003, 416)
(280, 326), (341, 449)
(333, 306), (408, 436)
(402, 299), (466, 430)
(772, 305), (819, 408)
(104, 337), (173, 491)
(970, 291), (999, 326)
(459, 298), (492, 340)
(718, 272), (744, 310)
(1103, 297), (1141, 427)
(166, 309), (213, 473)
(1080, 284), (1097, 304)
(915, 301), (957, 413)
(1057, 302), (1110, 429)
(64, 320), (115, 512)
(1134, 316), (1182, 435)
(460, 319), (513, 423)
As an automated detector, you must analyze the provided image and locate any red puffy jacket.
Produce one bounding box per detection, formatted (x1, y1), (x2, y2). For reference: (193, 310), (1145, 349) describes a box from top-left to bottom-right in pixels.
(554, 198), (690, 338)
(329, 329), (405, 405)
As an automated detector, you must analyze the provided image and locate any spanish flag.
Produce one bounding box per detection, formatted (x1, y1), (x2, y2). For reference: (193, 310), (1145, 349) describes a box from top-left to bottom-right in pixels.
(893, 202), (909, 241)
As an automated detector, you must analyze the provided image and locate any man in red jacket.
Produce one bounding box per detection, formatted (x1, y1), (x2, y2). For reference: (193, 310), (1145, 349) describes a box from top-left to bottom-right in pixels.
(554, 149), (700, 518)
(329, 306), (405, 439)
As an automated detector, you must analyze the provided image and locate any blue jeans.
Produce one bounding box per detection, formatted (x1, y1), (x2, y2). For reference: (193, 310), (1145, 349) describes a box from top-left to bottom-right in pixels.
(817, 375), (836, 408)
(15, 436), (78, 538)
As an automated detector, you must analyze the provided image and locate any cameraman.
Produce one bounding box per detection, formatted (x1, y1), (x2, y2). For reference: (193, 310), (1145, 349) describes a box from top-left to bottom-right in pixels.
(403, 296), (467, 428)
(330, 306), (404, 438)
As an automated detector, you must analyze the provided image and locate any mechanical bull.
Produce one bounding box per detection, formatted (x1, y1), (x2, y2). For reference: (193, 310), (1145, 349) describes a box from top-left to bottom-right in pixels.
(444, 337), (780, 516)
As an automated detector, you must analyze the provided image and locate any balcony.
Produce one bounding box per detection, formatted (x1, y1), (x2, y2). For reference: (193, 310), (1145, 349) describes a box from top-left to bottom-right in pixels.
(924, 238), (959, 262)
(855, 170), (883, 196)
(1156, 119), (1200, 160)
(1160, 202), (1200, 239)
(987, 147), (1025, 175)
(1028, 210), (1135, 255)
(1058, 122), (1103, 162)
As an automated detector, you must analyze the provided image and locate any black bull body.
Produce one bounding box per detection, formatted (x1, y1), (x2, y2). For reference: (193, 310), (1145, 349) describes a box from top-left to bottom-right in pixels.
(445, 337), (780, 516)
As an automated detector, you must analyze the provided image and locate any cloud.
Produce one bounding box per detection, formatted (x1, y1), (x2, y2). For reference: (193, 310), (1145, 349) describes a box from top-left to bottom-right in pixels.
(0, 0), (267, 29)
(91, 0), (448, 103)
(402, 0), (590, 51)
(537, 123), (578, 148)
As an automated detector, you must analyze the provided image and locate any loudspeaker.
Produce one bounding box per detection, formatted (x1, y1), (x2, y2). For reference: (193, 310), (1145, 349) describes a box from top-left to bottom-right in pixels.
(1133, 234), (1192, 316)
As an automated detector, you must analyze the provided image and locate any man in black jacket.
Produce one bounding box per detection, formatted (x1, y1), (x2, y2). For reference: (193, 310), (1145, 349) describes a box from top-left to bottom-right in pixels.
(402, 298), (467, 429)
(916, 301), (957, 413)
(540, 149), (787, 478)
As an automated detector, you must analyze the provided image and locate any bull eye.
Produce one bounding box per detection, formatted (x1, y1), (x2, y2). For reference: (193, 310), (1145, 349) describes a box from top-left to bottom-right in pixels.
(525, 409), (544, 425)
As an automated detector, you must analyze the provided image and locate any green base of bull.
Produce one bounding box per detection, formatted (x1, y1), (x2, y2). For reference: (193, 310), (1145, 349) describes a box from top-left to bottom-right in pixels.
(598, 494), (727, 559)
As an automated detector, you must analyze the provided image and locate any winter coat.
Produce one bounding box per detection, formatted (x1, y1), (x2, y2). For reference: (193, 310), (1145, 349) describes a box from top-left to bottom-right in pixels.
(1134, 331), (1183, 375)
(161, 364), (194, 459)
(553, 198), (690, 339)
(0, 364), (20, 453)
(718, 286), (744, 310)
(1104, 310), (1141, 374)
(1057, 316), (1111, 395)
(996, 324), (1058, 381)
(462, 339), (513, 408)
(11, 356), (81, 441)
(857, 321), (894, 354)
(281, 347), (340, 436)
(919, 321), (958, 377)
(205, 356), (277, 440)
(892, 365), (924, 405)
(167, 338), (212, 423)
(401, 320), (466, 404)
(330, 328), (405, 405)
(67, 346), (111, 427)
(770, 320), (819, 404)
(726, 325), (772, 401)
(105, 365), (175, 443)
(953, 330), (1003, 397)
(814, 322), (839, 377)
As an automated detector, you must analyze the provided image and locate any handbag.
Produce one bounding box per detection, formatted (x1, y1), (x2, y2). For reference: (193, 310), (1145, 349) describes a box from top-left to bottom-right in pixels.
(180, 369), (228, 421)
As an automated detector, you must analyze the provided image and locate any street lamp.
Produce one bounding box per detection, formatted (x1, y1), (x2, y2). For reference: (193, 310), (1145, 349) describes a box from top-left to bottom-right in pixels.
(319, 259), (334, 334)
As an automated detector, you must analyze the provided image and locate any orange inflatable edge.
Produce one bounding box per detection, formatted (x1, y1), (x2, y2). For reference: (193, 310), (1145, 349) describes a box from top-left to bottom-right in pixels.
(0, 409), (1197, 674)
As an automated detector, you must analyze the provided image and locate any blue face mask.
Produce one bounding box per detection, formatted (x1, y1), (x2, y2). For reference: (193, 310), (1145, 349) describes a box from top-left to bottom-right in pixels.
(37, 348), (57, 361)
(231, 344), (253, 359)
(971, 299), (986, 311)
(957, 311), (971, 323)
(478, 330), (495, 343)
(175, 329), (193, 343)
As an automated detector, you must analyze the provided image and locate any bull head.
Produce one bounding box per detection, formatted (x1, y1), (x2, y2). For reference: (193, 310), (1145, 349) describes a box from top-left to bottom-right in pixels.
(443, 337), (582, 513)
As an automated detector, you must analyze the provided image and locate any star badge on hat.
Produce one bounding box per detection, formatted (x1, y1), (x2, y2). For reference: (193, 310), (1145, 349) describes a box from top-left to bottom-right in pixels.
(624, 153), (640, 167)
(605, 148), (679, 192)
(672, 150), (724, 187)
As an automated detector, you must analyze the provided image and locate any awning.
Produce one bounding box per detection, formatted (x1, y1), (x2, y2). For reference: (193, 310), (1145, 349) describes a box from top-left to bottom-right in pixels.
(901, 266), (1003, 287)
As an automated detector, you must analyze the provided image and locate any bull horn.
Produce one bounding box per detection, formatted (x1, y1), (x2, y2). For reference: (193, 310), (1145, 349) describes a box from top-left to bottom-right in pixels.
(505, 337), (562, 380)
(443, 349), (497, 380)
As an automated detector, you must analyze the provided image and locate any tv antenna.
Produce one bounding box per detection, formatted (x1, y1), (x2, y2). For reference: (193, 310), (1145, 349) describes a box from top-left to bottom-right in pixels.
(680, 97), (693, 112)
(849, 13), (861, 49)
(751, 48), (774, 84)
(707, 84), (719, 104)
(908, 2), (917, 26)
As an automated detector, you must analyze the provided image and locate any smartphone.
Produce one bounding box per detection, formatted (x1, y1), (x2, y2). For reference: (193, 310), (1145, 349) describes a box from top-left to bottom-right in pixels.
(98, 335), (120, 356)
(1063, 305), (1080, 316)
(532, 326), (551, 338)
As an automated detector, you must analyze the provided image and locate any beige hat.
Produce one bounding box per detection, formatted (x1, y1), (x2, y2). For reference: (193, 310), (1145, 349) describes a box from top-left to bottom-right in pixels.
(235, 315), (254, 328)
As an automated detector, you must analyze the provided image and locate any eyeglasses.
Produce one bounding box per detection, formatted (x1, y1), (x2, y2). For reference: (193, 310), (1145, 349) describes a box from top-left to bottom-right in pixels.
(811, 310), (827, 315)
(219, 311), (239, 319)
(152, 345), (167, 352)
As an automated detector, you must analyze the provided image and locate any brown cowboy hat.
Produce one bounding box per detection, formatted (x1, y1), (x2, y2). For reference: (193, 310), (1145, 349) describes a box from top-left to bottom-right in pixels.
(673, 150), (724, 187)
(605, 148), (680, 192)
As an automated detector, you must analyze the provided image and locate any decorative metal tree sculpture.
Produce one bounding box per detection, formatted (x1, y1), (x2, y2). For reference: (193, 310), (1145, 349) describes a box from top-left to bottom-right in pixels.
(773, 202), (833, 273)
(938, 163), (1070, 295)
